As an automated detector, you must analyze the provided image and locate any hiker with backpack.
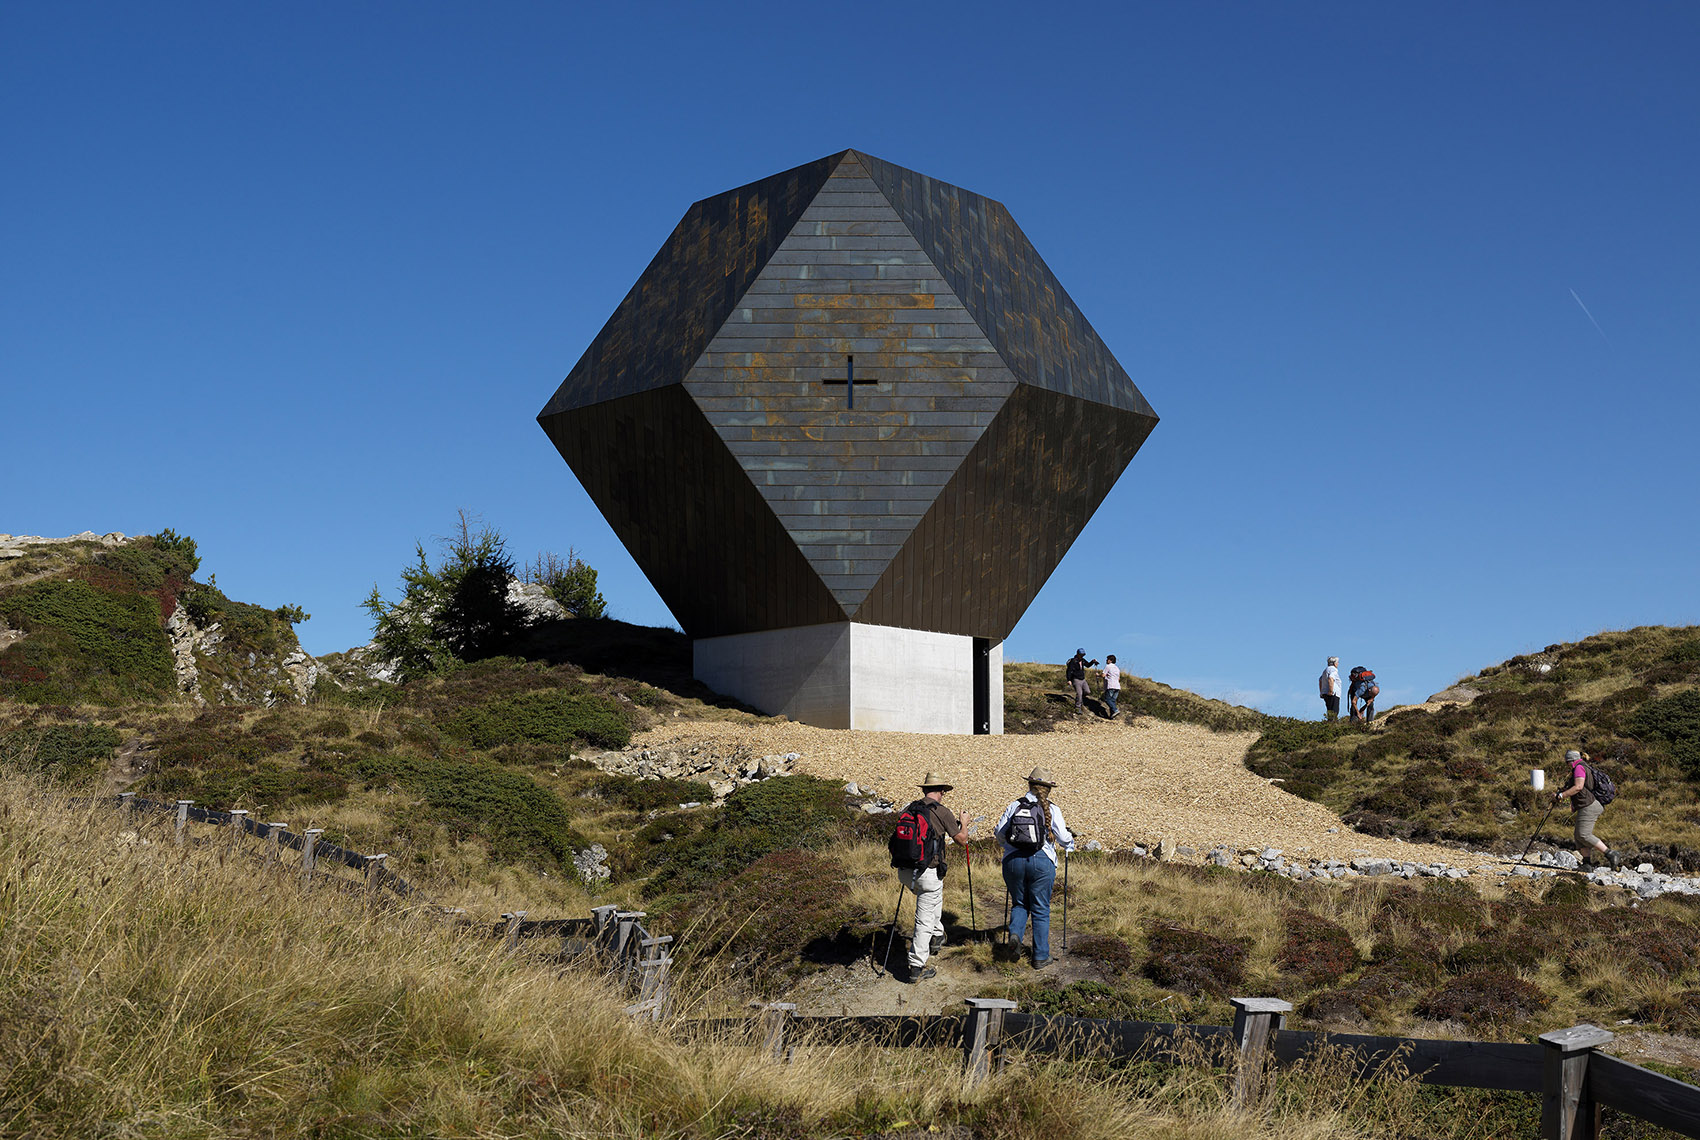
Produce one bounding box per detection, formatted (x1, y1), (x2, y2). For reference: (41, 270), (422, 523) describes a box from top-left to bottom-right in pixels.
(1066, 649), (1098, 712)
(994, 767), (1076, 969)
(1348, 666), (1379, 722)
(1319, 657), (1341, 721)
(887, 772), (968, 983)
(1555, 749), (1624, 870)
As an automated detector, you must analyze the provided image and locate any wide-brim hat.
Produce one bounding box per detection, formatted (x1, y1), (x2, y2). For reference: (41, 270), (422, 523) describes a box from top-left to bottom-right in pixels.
(919, 771), (953, 791)
(1027, 766), (1057, 788)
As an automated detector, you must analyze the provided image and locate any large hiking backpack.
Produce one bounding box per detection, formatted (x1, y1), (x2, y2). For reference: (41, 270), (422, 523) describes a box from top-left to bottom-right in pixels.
(1358, 669), (1378, 696)
(889, 800), (943, 869)
(1585, 762), (1619, 806)
(1005, 799), (1048, 856)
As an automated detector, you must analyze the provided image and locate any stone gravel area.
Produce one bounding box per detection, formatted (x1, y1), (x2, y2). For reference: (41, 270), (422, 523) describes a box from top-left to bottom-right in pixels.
(632, 712), (1503, 872)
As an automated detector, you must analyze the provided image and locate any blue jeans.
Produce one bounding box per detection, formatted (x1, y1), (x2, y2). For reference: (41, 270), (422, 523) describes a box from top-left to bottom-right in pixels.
(1105, 688), (1118, 716)
(1003, 852), (1057, 962)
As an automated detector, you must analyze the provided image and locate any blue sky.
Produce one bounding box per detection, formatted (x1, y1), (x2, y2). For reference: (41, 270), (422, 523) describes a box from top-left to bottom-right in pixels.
(5, 3), (1696, 718)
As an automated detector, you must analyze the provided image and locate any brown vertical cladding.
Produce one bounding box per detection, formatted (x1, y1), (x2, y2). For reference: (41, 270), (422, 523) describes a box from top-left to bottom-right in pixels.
(538, 386), (844, 638)
(857, 384), (1157, 641)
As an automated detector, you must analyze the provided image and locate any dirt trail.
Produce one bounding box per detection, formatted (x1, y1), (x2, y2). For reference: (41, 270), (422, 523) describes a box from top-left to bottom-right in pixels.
(634, 710), (1496, 871)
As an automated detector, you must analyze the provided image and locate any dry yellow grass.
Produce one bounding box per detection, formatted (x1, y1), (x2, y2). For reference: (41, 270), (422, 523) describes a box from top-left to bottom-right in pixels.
(2, 767), (1483, 1139)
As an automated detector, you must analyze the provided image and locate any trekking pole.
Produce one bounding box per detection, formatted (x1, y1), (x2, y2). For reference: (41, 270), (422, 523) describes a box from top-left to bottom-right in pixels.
(877, 882), (905, 977)
(964, 841), (977, 941)
(1516, 797), (1559, 865)
(1061, 851), (1070, 952)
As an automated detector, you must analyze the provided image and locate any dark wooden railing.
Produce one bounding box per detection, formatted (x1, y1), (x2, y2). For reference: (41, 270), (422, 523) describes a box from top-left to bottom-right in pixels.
(720, 997), (1700, 1140)
(106, 792), (675, 1017)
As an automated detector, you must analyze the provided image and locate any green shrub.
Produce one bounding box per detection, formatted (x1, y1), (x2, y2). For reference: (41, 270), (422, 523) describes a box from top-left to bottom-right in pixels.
(352, 753), (583, 867)
(1250, 718), (1354, 757)
(1627, 689), (1700, 775)
(445, 688), (631, 751)
(590, 775), (713, 812)
(0, 580), (174, 703)
(0, 723), (121, 782)
(646, 776), (850, 894)
(1068, 935), (1134, 975)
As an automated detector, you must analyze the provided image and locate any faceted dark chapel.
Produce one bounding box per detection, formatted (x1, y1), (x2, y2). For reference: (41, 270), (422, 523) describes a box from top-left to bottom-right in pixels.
(538, 150), (1157, 733)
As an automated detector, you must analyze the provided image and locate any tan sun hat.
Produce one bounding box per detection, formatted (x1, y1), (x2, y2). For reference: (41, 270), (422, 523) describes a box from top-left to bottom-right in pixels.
(919, 771), (953, 791)
(1027, 767), (1057, 788)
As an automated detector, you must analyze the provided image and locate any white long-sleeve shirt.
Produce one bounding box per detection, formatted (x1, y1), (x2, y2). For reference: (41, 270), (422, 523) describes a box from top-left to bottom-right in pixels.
(994, 793), (1076, 867)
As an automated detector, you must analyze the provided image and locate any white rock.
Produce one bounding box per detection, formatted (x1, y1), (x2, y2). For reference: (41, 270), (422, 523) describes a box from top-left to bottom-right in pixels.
(1637, 863), (1655, 875)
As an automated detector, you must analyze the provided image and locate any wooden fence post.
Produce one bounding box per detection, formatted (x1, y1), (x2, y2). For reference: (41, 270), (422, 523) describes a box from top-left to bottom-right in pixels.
(502, 911), (527, 953)
(612, 911), (646, 976)
(1541, 1024), (1613, 1140)
(1230, 997), (1292, 1106)
(227, 809), (249, 849)
(300, 828), (323, 888)
(761, 1003), (797, 1060)
(118, 791), (135, 830)
(590, 904), (619, 944)
(963, 998), (1018, 1087)
(263, 823), (286, 866)
(363, 853), (387, 900)
(175, 800), (193, 846)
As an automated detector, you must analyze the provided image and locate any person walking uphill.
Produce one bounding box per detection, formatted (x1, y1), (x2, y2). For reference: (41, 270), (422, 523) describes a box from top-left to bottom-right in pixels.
(995, 768), (1076, 969)
(1556, 749), (1623, 870)
(1101, 654), (1122, 718)
(889, 772), (968, 983)
(1066, 649), (1097, 712)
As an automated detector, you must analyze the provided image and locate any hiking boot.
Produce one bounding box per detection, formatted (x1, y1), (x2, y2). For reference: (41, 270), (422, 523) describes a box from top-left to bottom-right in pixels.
(908, 966), (937, 984)
(1607, 849), (1623, 871)
(1033, 958), (1052, 970)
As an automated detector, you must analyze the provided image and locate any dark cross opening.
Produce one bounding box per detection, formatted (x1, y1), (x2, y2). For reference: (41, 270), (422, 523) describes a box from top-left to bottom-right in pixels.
(821, 354), (855, 408)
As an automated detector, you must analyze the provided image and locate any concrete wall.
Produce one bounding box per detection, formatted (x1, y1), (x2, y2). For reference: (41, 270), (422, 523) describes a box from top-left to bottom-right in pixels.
(693, 622), (1003, 735)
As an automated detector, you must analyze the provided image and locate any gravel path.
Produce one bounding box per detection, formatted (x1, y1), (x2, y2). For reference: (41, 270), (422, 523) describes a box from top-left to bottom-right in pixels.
(633, 711), (1503, 872)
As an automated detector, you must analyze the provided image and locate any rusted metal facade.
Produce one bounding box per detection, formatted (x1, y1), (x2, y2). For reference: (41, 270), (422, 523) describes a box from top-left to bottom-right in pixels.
(538, 150), (1158, 645)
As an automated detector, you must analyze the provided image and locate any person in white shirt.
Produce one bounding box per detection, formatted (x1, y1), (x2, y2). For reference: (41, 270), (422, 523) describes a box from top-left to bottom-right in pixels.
(994, 767), (1076, 969)
(1319, 656), (1340, 721)
(1100, 654), (1122, 718)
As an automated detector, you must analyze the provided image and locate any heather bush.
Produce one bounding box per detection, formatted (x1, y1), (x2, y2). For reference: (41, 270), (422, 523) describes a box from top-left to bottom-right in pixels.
(0, 580), (174, 703)
(0, 723), (121, 782)
(445, 688), (631, 751)
(1415, 971), (1551, 1028)
(1141, 922), (1250, 996)
(1277, 910), (1359, 986)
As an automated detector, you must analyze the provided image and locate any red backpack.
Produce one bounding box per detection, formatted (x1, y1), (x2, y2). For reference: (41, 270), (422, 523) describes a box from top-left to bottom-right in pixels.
(889, 801), (942, 869)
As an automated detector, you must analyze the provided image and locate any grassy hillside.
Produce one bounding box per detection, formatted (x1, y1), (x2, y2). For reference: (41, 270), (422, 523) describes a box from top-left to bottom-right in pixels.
(1246, 626), (1700, 866)
(0, 532), (305, 706)
(1003, 661), (1266, 734)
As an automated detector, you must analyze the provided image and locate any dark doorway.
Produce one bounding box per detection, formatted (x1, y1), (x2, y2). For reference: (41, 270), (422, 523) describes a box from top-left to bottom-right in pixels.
(973, 638), (992, 734)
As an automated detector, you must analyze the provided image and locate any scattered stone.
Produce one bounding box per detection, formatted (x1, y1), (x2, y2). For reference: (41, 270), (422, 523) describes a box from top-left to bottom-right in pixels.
(844, 782), (862, 797)
(1157, 838), (1177, 862)
(573, 844), (610, 887)
(1083, 839), (1104, 853)
(1637, 863), (1656, 875)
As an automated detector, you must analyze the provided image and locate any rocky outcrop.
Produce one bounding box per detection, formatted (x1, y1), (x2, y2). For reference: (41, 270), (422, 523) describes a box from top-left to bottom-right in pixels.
(0, 531), (130, 557)
(578, 741), (801, 800)
(164, 605), (318, 708)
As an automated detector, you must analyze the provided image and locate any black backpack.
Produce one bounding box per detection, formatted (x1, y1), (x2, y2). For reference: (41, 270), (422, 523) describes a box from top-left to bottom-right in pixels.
(889, 801), (943, 869)
(1066, 657), (1085, 681)
(1584, 762), (1619, 806)
(1005, 799), (1048, 855)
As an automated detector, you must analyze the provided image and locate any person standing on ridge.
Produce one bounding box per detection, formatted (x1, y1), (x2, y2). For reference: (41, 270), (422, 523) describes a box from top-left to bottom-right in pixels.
(1065, 649), (1097, 713)
(1319, 656), (1341, 721)
(891, 772), (968, 983)
(1100, 654), (1122, 718)
(1555, 748), (1623, 870)
(995, 767), (1075, 969)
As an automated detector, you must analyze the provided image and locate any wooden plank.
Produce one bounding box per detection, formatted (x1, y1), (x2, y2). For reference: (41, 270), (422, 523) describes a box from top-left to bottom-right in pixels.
(1592, 1054), (1700, 1137)
(1002, 1013), (1235, 1060)
(1270, 1030), (1543, 1092)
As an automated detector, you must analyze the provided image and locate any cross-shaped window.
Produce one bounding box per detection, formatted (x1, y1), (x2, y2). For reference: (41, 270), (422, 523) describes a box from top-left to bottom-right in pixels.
(820, 355), (856, 408)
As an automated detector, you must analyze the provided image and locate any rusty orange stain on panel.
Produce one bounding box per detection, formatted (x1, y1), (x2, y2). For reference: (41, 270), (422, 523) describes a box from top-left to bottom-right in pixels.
(794, 294), (935, 309)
